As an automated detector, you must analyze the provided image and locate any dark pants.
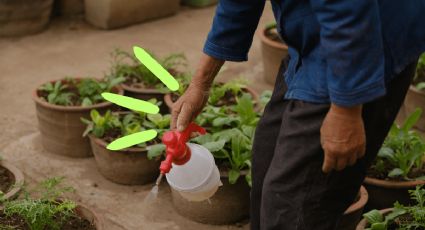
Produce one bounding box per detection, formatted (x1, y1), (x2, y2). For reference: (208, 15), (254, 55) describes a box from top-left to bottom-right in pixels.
(250, 62), (417, 230)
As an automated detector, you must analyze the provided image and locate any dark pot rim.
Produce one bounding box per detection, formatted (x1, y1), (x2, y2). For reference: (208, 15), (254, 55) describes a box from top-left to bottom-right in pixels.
(344, 186), (368, 215)
(0, 160), (24, 200)
(409, 84), (425, 96)
(88, 134), (149, 153)
(32, 78), (124, 112)
(121, 83), (165, 95)
(356, 208), (392, 230)
(164, 86), (260, 110)
(364, 176), (425, 189)
(259, 26), (288, 50)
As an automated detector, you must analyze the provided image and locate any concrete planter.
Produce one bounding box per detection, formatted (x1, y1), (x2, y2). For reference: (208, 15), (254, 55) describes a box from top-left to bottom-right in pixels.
(170, 170), (250, 225)
(32, 78), (123, 158)
(88, 135), (160, 185)
(0, 160), (24, 201)
(54, 0), (84, 16)
(0, 0), (53, 37)
(259, 25), (289, 85)
(85, 0), (180, 29)
(363, 176), (425, 210)
(404, 85), (425, 131)
(182, 0), (218, 8)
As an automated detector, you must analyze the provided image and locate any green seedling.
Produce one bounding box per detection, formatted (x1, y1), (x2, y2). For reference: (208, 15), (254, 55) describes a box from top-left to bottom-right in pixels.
(373, 108), (425, 180)
(363, 185), (425, 230)
(415, 53), (425, 91)
(1, 177), (77, 230)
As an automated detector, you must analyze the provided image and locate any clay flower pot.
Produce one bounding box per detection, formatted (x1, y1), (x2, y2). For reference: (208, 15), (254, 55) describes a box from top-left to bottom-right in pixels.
(170, 170), (250, 225)
(355, 208), (392, 230)
(75, 203), (104, 230)
(182, 0), (218, 7)
(259, 24), (289, 85)
(404, 85), (425, 131)
(88, 135), (160, 185)
(122, 84), (169, 113)
(0, 160), (24, 200)
(363, 177), (425, 210)
(164, 86), (260, 111)
(0, 0), (54, 37)
(32, 79), (123, 158)
(336, 186), (369, 230)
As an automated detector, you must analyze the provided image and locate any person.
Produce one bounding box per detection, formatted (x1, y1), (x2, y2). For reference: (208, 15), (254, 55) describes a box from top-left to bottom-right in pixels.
(170, 1), (425, 229)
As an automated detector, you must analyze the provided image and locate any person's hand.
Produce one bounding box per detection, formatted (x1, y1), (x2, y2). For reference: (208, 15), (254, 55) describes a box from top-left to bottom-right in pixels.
(171, 84), (209, 131)
(320, 104), (366, 173)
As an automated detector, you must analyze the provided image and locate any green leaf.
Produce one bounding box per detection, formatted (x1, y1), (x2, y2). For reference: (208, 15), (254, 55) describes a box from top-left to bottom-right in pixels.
(203, 140), (226, 153)
(363, 209), (384, 224)
(228, 169), (240, 184)
(416, 82), (425, 90)
(81, 97), (93, 107)
(402, 108), (422, 132)
(369, 222), (386, 230)
(377, 147), (395, 160)
(191, 133), (214, 145)
(212, 117), (239, 127)
(388, 168), (404, 178)
(147, 144), (165, 160)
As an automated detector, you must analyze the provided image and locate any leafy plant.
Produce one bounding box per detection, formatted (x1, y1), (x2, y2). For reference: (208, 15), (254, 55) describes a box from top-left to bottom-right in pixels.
(363, 185), (425, 230)
(208, 79), (248, 106)
(415, 53), (425, 91)
(0, 177), (77, 230)
(372, 108), (425, 180)
(38, 77), (124, 106)
(107, 49), (187, 91)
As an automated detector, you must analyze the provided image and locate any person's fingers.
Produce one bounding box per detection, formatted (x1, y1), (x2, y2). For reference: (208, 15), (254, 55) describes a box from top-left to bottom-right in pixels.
(322, 152), (336, 173)
(335, 157), (348, 171)
(177, 103), (194, 132)
(348, 154), (357, 166)
(171, 103), (182, 130)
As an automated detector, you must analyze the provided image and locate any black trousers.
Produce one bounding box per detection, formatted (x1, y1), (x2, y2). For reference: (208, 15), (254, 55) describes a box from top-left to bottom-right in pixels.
(250, 62), (417, 230)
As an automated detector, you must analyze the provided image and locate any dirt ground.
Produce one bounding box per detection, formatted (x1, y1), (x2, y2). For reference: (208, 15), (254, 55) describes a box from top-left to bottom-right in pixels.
(0, 4), (274, 230)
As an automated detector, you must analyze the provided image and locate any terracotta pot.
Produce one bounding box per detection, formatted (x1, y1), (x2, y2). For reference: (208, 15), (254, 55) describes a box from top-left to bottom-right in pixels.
(170, 170), (250, 225)
(32, 79), (123, 158)
(336, 186), (369, 230)
(356, 208), (392, 230)
(0, 161), (24, 200)
(122, 84), (169, 113)
(404, 85), (425, 131)
(164, 86), (260, 111)
(75, 203), (104, 230)
(0, 0), (53, 37)
(363, 177), (425, 210)
(89, 135), (160, 185)
(259, 26), (289, 85)
(182, 0), (218, 7)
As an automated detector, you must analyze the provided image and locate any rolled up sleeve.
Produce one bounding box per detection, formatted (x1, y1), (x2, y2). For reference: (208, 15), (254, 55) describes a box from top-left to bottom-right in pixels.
(203, 0), (266, 62)
(310, 0), (386, 107)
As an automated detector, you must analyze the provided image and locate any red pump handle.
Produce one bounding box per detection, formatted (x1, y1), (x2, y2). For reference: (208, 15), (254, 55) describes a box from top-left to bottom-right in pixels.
(160, 123), (206, 174)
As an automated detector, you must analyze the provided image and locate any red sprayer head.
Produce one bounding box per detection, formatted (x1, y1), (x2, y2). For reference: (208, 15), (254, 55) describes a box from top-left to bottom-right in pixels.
(159, 123), (206, 174)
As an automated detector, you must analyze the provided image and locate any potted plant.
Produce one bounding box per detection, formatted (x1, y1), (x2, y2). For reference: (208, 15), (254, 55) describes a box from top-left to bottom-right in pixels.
(0, 177), (103, 229)
(33, 77), (124, 158)
(164, 79), (260, 112)
(0, 156), (24, 201)
(84, 0), (180, 29)
(259, 22), (289, 85)
(82, 107), (170, 185)
(356, 185), (425, 230)
(0, 0), (54, 37)
(107, 49), (188, 113)
(364, 109), (425, 210)
(337, 186), (369, 230)
(404, 53), (425, 131)
(182, 0), (218, 7)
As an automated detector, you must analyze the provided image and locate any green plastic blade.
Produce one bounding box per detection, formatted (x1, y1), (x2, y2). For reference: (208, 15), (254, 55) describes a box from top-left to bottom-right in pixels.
(133, 46), (179, 91)
(107, 129), (158, 151)
(102, 93), (159, 114)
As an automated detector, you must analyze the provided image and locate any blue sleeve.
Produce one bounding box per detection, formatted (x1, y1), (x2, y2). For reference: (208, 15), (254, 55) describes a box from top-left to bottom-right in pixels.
(310, 0), (386, 107)
(203, 0), (266, 62)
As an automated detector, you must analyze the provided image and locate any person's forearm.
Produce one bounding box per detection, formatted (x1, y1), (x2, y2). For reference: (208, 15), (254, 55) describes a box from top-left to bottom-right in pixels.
(191, 53), (225, 89)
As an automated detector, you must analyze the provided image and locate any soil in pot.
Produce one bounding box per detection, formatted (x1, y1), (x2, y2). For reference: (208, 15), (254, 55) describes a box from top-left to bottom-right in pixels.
(33, 78), (123, 158)
(0, 211), (96, 230)
(170, 170), (250, 225)
(0, 166), (13, 194)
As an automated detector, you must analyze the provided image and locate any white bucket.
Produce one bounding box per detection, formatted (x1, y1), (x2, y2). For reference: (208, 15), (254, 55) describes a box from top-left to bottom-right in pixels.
(166, 143), (222, 202)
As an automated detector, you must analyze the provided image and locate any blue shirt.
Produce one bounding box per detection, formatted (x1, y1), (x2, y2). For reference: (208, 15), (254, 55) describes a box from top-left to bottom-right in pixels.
(203, 0), (425, 106)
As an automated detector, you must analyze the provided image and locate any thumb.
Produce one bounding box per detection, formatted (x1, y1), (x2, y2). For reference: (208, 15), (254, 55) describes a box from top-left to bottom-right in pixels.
(176, 103), (194, 132)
